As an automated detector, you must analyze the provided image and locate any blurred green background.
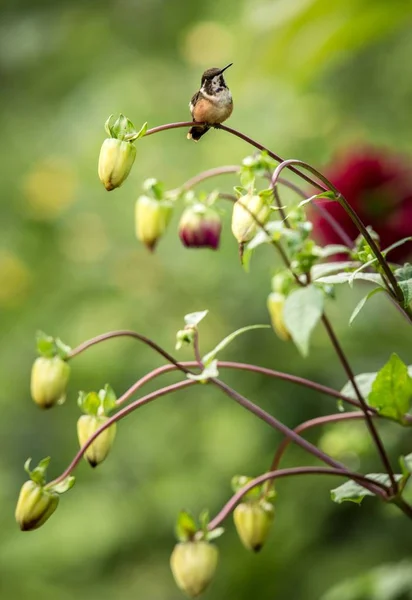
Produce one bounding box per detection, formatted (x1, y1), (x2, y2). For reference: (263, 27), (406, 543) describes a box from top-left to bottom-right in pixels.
(2, 0), (412, 598)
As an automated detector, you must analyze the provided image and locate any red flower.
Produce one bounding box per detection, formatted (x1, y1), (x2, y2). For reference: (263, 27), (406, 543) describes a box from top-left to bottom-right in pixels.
(311, 147), (412, 262)
(178, 204), (222, 250)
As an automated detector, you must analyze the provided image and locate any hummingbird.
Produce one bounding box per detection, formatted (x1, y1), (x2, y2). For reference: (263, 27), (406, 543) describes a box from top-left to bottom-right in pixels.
(187, 63), (233, 142)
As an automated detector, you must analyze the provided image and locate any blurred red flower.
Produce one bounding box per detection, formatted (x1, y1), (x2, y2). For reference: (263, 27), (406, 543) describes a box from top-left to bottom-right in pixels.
(311, 147), (412, 262)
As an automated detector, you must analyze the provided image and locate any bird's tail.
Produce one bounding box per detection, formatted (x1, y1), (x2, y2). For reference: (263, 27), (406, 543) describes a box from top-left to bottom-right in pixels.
(187, 125), (210, 142)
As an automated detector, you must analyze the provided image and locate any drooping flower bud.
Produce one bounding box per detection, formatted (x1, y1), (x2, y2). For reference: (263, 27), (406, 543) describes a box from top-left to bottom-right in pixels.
(231, 193), (271, 245)
(170, 541), (219, 598)
(77, 415), (117, 468)
(15, 480), (59, 531)
(135, 195), (173, 251)
(15, 456), (75, 532)
(178, 204), (222, 250)
(267, 292), (291, 341)
(98, 138), (136, 191)
(233, 500), (275, 552)
(30, 356), (71, 409)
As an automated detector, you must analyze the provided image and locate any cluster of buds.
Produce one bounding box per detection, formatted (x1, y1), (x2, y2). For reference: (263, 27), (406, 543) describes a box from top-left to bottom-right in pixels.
(30, 332), (71, 409)
(77, 384), (117, 467)
(98, 114), (147, 191)
(15, 457), (74, 531)
(135, 178), (174, 251)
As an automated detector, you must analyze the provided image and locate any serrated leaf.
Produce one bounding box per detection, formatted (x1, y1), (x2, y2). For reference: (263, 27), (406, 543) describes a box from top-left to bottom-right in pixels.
(283, 285), (324, 357)
(368, 353), (412, 422)
(349, 287), (385, 326)
(331, 473), (402, 504)
(184, 310), (208, 327)
(202, 325), (270, 366)
(187, 360), (219, 382)
(175, 510), (197, 542)
(49, 475), (76, 494)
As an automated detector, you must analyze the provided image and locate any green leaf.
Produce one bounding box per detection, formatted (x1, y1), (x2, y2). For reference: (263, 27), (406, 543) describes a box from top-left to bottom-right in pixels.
(368, 353), (412, 422)
(231, 475), (261, 499)
(311, 261), (359, 280)
(77, 391), (100, 416)
(298, 190), (337, 208)
(55, 337), (72, 359)
(316, 272), (384, 286)
(206, 527), (225, 541)
(48, 475), (76, 494)
(175, 510), (197, 542)
(184, 310), (208, 327)
(316, 245), (352, 258)
(24, 456), (51, 486)
(36, 331), (56, 358)
(98, 384), (117, 415)
(398, 280), (412, 306)
(202, 325), (270, 366)
(341, 372), (379, 401)
(349, 287), (386, 326)
(104, 114), (114, 137)
(331, 473), (402, 504)
(142, 177), (164, 200)
(187, 360), (219, 382)
(283, 285), (324, 357)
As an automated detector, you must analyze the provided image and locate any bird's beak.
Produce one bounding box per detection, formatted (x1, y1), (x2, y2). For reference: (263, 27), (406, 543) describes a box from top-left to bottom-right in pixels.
(219, 63), (233, 74)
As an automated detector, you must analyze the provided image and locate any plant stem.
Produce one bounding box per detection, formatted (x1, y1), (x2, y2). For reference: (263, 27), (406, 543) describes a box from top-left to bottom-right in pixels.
(68, 330), (192, 374)
(179, 165), (240, 191)
(271, 159), (408, 308)
(208, 466), (389, 531)
(210, 378), (384, 497)
(270, 412), (366, 472)
(47, 380), (195, 487)
(321, 314), (397, 491)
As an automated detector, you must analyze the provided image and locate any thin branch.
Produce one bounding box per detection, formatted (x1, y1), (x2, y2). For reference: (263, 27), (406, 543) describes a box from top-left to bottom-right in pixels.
(208, 466), (389, 531)
(47, 380), (195, 488)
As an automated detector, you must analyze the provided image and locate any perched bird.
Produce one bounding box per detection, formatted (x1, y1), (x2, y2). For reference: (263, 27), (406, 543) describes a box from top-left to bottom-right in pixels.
(187, 63), (233, 141)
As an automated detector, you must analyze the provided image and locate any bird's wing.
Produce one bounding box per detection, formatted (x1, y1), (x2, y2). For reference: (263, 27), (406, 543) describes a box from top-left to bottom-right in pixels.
(189, 91), (200, 117)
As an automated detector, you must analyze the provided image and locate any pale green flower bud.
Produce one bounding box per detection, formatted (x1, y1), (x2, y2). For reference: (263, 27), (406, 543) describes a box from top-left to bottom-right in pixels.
(170, 541), (218, 598)
(30, 356), (70, 409)
(135, 195), (173, 251)
(77, 415), (117, 467)
(267, 292), (291, 341)
(15, 480), (59, 531)
(231, 193), (271, 244)
(98, 138), (136, 191)
(233, 500), (275, 551)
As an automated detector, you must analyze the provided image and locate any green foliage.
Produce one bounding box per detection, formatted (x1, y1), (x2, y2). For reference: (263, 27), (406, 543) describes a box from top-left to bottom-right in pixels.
(36, 331), (71, 360)
(368, 354), (412, 422)
(331, 474), (403, 505)
(283, 285), (324, 356)
(77, 384), (117, 416)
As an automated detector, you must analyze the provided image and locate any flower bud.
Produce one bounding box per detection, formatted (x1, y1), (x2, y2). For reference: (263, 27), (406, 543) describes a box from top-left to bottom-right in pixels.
(233, 500), (275, 552)
(179, 204), (222, 250)
(170, 541), (218, 598)
(98, 138), (136, 191)
(135, 195), (173, 251)
(77, 415), (117, 467)
(15, 480), (59, 531)
(231, 193), (270, 244)
(267, 292), (291, 341)
(30, 356), (70, 409)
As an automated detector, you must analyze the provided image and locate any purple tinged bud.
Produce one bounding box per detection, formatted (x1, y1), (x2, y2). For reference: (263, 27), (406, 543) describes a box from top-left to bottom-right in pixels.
(178, 204), (222, 250)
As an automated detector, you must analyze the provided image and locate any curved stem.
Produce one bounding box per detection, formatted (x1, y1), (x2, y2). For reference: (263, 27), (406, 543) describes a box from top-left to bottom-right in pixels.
(179, 165), (240, 191)
(270, 412), (366, 472)
(321, 314), (397, 492)
(208, 466), (389, 531)
(47, 380), (195, 487)
(68, 330), (192, 374)
(271, 159), (407, 307)
(210, 378), (378, 488)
